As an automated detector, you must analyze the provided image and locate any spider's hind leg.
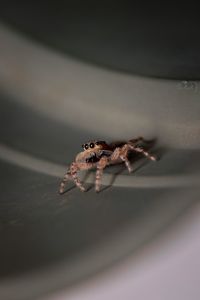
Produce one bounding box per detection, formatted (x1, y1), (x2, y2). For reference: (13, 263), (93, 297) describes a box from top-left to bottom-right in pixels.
(130, 145), (157, 161)
(120, 154), (133, 173)
(111, 145), (133, 173)
(128, 136), (144, 145)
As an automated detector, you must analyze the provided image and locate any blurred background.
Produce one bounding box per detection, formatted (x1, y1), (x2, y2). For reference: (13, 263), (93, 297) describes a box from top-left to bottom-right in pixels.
(0, 2), (200, 300)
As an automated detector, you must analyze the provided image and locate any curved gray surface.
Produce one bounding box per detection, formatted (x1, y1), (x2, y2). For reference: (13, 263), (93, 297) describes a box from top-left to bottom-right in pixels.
(0, 2), (200, 79)
(0, 25), (199, 300)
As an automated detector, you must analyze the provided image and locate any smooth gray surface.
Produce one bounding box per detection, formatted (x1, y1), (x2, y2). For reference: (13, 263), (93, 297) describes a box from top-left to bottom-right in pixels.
(0, 95), (198, 300)
(0, 2), (200, 79)
(0, 159), (165, 278)
(0, 24), (199, 300)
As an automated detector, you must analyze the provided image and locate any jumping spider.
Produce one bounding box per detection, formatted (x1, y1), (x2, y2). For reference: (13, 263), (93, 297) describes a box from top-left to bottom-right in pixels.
(59, 137), (157, 193)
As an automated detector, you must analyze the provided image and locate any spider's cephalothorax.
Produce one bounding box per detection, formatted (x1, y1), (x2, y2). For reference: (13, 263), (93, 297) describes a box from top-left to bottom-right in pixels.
(81, 140), (113, 163)
(59, 137), (157, 193)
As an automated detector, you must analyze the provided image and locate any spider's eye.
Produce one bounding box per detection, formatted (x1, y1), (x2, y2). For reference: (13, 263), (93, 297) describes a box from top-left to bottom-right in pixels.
(95, 141), (99, 145)
(85, 144), (89, 150)
(90, 142), (94, 148)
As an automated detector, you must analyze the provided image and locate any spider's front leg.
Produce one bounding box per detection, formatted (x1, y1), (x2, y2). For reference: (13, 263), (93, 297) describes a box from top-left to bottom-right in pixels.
(95, 156), (110, 192)
(59, 162), (87, 193)
(59, 170), (71, 194)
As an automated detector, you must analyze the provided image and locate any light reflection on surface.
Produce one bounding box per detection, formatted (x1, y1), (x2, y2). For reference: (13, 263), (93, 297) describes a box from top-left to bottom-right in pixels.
(0, 24), (200, 149)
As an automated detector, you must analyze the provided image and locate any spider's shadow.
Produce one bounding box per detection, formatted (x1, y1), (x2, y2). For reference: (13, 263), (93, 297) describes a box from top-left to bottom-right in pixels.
(59, 184), (76, 195)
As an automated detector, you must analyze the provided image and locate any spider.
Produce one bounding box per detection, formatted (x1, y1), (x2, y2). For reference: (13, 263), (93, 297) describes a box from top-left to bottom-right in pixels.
(59, 137), (157, 194)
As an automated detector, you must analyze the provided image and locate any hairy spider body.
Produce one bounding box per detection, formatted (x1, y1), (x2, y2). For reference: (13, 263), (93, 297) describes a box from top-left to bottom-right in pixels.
(59, 137), (157, 193)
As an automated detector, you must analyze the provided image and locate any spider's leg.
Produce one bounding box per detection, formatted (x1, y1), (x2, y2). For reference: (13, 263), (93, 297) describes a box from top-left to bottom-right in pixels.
(119, 155), (133, 172)
(95, 157), (109, 192)
(130, 145), (157, 161)
(111, 146), (133, 173)
(109, 146), (132, 173)
(70, 162), (86, 192)
(59, 170), (71, 194)
(128, 136), (144, 145)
